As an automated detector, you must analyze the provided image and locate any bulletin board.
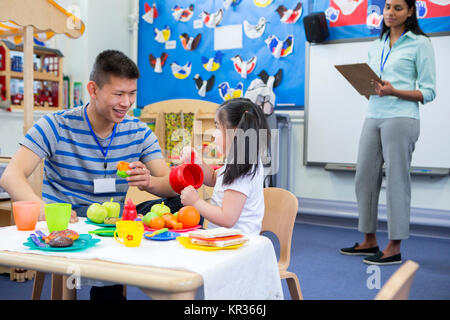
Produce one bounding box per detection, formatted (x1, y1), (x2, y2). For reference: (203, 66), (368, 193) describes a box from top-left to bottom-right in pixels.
(137, 0), (310, 109)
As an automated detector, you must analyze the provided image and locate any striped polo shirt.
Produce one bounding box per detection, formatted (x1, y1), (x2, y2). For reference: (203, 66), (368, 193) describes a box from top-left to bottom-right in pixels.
(20, 105), (163, 208)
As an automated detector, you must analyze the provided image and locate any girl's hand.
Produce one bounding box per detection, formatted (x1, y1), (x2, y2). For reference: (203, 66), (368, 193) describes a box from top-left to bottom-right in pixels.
(372, 79), (396, 97)
(180, 185), (200, 206)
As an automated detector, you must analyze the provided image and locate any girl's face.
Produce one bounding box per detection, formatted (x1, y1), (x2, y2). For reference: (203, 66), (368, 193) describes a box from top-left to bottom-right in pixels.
(213, 113), (232, 155)
(383, 0), (413, 29)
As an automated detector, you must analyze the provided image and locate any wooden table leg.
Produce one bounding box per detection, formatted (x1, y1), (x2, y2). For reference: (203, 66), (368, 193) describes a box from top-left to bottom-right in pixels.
(140, 288), (197, 300)
(51, 274), (63, 300)
(31, 271), (46, 300)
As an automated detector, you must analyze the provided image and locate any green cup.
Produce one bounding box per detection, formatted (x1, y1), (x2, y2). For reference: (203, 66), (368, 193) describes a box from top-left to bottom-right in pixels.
(44, 203), (72, 232)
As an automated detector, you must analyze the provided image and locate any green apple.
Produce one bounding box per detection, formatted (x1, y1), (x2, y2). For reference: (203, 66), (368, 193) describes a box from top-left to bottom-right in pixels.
(142, 211), (159, 226)
(150, 202), (171, 217)
(87, 203), (108, 224)
(102, 197), (121, 218)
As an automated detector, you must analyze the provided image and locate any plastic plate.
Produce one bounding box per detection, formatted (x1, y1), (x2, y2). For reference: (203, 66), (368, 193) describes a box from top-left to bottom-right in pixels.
(144, 224), (201, 233)
(144, 231), (180, 241)
(85, 218), (117, 227)
(23, 234), (100, 252)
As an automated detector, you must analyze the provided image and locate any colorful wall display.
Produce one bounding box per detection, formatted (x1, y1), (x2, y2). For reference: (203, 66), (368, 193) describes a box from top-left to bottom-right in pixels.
(137, 0), (450, 109)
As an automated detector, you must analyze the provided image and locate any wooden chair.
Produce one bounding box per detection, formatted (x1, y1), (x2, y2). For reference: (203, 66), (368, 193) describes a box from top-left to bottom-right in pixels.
(375, 260), (419, 300)
(260, 187), (303, 300)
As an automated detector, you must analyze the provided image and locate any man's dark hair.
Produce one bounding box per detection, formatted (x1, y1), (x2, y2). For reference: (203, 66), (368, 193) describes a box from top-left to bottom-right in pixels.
(89, 50), (140, 88)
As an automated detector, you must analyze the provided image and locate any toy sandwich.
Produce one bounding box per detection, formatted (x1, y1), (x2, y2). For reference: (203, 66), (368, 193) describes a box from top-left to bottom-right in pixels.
(187, 227), (248, 247)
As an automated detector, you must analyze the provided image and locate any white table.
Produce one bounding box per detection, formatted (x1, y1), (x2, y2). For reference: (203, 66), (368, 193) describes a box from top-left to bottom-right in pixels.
(0, 218), (283, 300)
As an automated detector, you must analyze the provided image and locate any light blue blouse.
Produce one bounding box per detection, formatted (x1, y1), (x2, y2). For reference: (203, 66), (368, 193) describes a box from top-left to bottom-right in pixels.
(367, 31), (436, 119)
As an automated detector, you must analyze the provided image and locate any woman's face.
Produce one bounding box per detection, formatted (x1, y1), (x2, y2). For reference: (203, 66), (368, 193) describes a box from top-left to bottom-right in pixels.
(383, 0), (413, 29)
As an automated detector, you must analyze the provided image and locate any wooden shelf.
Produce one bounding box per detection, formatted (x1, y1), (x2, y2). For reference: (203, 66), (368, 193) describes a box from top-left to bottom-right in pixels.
(7, 70), (60, 82)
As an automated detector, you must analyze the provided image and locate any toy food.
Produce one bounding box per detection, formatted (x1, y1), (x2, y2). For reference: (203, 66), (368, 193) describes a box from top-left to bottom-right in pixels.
(117, 161), (131, 178)
(187, 227), (247, 247)
(104, 217), (121, 225)
(87, 203), (108, 224)
(122, 198), (137, 221)
(102, 198), (120, 218)
(43, 229), (79, 243)
(142, 211), (158, 226)
(162, 213), (183, 230)
(149, 216), (165, 229)
(49, 236), (74, 248)
(150, 202), (171, 216)
(177, 206), (200, 228)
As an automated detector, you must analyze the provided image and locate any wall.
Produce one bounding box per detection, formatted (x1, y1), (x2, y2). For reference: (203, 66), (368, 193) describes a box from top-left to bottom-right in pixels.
(280, 110), (450, 227)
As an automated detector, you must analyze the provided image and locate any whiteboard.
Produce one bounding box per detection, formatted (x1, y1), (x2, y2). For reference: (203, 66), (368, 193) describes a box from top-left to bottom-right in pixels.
(304, 34), (450, 169)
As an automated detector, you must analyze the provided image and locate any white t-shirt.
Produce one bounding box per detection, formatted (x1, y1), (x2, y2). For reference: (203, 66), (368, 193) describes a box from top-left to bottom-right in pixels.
(208, 163), (265, 235)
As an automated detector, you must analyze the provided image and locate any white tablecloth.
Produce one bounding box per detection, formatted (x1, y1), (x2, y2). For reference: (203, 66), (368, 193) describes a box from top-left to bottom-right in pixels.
(0, 219), (283, 300)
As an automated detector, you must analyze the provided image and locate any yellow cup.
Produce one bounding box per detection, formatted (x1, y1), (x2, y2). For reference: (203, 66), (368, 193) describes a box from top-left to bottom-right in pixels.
(114, 221), (144, 247)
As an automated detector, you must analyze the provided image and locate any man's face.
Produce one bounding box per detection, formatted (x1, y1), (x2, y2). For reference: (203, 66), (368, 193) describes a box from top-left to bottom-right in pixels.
(93, 75), (137, 123)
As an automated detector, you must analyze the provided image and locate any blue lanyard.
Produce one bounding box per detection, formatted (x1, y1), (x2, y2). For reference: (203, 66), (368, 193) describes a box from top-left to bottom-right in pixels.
(380, 30), (406, 77)
(84, 104), (117, 168)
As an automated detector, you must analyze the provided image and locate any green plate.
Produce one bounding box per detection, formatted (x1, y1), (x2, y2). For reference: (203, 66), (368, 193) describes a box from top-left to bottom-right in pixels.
(23, 234), (100, 252)
(85, 218), (117, 227)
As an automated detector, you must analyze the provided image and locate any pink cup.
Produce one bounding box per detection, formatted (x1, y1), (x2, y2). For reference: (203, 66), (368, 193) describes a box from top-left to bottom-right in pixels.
(12, 201), (40, 231)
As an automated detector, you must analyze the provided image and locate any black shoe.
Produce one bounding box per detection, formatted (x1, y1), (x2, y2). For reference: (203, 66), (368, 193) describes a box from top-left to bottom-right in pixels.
(363, 251), (402, 265)
(339, 242), (380, 256)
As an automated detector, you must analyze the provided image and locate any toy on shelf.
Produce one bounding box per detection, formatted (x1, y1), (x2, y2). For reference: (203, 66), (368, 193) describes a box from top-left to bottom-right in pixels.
(122, 198), (137, 221)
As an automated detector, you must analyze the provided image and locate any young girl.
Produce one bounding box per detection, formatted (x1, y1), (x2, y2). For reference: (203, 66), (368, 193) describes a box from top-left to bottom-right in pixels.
(340, 0), (436, 265)
(180, 98), (269, 235)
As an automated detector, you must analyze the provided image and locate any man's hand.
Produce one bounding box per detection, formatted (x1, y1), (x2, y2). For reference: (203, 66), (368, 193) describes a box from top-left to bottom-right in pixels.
(70, 210), (78, 223)
(126, 161), (151, 191)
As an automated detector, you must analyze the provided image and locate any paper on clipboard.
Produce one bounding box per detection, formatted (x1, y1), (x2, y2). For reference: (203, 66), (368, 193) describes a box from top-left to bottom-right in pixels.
(334, 63), (382, 98)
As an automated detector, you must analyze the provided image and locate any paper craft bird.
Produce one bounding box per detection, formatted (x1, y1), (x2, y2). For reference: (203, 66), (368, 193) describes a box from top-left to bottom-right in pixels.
(201, 51), (224, 72)
(243, 17), (268, 39)
(265, 35), (294, 58)
(223, 0), (242, 10)
(170, 61), (192, 79)
(194, 74), (215, 97)
(276, 2), (303, 24)
(231, 55), (257, 79)
(142, 2), (158, 24)
(180, 33), (202, 51)
(218, 82), (244, 101)
(200, 9), (224, 28)
(149, 53), (168, 73)
(172, 4), (195, 22)
(254, 0), (273, 8)
(258, 69), (283, 89)
(154, 26), (171, 43)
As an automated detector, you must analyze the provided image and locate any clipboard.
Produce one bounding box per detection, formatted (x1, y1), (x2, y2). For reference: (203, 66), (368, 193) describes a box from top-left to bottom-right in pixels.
(334, 63), (382, 98)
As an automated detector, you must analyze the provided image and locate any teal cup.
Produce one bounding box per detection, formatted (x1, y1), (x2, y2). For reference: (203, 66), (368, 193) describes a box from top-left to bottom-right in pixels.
(44, 203), (72, 232)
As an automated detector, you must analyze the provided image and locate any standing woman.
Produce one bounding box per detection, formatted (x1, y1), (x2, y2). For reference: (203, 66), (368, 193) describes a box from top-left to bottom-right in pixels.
(340, 0), (436, 265)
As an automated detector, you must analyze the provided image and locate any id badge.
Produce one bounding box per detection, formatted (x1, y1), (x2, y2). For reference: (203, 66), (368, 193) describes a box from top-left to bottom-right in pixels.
(93, 178), (116, 194)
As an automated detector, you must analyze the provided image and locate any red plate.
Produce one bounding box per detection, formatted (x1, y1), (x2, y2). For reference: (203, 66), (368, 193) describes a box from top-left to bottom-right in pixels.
(143, 224), (201, 233)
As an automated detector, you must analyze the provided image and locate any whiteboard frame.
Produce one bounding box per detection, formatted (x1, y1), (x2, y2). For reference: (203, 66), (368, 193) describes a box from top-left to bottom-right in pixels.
(303, 32), (450, 171)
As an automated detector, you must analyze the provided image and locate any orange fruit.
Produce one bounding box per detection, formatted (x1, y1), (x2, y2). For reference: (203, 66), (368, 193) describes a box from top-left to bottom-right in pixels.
(149, 216), (165, 229)
(177, 206), (200, 228)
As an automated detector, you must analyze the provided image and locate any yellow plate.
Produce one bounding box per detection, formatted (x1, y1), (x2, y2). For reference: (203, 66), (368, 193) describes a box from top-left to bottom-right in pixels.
(176, 237), (244, 251)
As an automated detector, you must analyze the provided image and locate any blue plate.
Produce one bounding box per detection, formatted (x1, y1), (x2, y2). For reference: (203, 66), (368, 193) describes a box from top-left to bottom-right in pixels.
(144, 231), (180, 241)
(23, 234), (101, 252)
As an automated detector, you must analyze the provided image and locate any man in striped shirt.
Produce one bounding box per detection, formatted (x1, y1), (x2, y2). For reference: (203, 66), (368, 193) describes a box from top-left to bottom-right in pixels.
(1, 50), (181, 223)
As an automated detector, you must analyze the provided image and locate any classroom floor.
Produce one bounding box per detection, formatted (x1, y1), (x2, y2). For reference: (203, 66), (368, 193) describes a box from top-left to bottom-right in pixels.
(1, 220), (449, 300)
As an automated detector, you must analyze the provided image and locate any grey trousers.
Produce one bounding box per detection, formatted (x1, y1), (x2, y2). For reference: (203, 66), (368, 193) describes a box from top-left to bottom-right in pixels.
(355, 118), (420, 240)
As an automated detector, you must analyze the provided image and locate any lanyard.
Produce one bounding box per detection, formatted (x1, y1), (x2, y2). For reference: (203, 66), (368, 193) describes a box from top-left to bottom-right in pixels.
(380, 30), (406, 77)
(84, 104), (117, 174)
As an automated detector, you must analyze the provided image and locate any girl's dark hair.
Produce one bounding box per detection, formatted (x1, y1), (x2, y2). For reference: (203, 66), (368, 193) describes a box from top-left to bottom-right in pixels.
(380, 0), (428, 38)
(216, 98), (270, 185)
(90, 50), (140, 88)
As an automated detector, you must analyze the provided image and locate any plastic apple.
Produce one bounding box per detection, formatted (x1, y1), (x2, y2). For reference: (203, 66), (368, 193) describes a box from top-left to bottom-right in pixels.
(87, 203), (108, 224)
(150, 202), (171, 217)
(142, 211), (159, 226)
(102, 197), (121, 218)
